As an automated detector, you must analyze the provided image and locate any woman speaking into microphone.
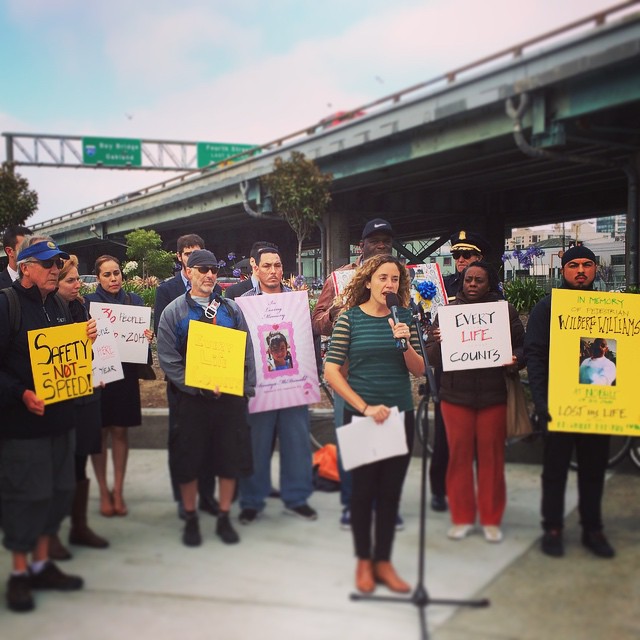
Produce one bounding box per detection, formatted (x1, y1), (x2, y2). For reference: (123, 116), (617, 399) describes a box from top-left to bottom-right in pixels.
(324, 254), (424, 594)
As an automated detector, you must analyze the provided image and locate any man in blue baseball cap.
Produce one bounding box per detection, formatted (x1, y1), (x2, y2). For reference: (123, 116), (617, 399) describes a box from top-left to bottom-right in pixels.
(1, 235), (96, 613)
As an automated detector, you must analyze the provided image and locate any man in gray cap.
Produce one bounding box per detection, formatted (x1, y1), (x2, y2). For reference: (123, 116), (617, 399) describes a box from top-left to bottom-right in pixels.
(525, 244), (615, 559)
(157, 250), (256, 548)
(1, 235), (95, 612)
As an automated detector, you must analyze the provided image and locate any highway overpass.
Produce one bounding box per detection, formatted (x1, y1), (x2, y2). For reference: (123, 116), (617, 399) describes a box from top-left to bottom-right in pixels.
(18, 2), (640, 284)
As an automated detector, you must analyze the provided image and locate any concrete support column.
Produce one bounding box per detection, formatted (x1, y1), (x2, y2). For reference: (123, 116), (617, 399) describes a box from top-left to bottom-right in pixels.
(625, 152), (639, 289)
(482, 210), (507, 269)
(326, 211), (350, 273)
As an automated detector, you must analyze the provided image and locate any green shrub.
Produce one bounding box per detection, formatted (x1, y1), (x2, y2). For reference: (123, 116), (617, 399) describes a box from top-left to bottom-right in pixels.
(503, 278), (546, 313)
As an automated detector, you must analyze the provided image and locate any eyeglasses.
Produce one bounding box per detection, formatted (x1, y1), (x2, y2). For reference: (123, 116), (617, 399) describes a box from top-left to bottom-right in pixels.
(29, 257), (65, 269)
(195, 266), (219, 275)
(452, 251), (478, 260)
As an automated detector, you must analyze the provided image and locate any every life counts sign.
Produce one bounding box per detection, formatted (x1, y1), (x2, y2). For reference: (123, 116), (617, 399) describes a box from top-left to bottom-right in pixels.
(28, 323), (93, 405)
(437, 300), (513, 372)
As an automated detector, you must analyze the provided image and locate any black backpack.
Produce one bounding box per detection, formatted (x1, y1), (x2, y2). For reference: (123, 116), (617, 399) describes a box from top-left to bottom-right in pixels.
(0, 286), (71, 338)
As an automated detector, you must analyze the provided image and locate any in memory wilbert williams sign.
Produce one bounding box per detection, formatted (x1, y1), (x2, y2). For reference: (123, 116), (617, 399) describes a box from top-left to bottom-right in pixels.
(437, 300), (513, 372)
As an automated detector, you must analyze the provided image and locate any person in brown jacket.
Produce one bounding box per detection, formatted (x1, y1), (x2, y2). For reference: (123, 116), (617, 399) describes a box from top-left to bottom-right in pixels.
(426, 261), (525, 544)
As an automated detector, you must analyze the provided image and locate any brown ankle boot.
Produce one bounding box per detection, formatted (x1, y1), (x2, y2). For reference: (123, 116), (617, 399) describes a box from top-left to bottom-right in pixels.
(374, 561), (411, 593)
(49, 534), (72, 561)
(355, 559), (375, 593)
(69, 479), (109, 549)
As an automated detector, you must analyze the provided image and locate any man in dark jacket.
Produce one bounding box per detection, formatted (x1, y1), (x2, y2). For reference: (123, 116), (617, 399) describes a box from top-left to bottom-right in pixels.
(224, 241), (278, 300)
(154, 234), (220, 520)
(0, 236), (96, 613)
(0, 225), (32, 288)
(525, 244), (615, 559)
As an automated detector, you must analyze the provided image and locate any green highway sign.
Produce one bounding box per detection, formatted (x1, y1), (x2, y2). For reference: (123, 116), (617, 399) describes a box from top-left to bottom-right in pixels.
(82, 137), (142, 167)
(196, 142), (257, 168)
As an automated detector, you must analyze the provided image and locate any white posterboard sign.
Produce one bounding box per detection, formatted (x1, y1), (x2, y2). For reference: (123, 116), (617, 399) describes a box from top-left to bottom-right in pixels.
(92, 317), (125, 386)
(437, 300), (513, 372)
(89, 301), (151, 364)
(336, 407), (408, 471)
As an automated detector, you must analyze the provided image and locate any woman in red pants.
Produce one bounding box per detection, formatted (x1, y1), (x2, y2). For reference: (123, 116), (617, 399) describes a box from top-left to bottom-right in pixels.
(426, 261), (525, 543)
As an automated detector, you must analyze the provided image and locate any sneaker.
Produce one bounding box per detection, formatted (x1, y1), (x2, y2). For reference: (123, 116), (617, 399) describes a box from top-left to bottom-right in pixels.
(6, 574), (34, 613)
(340, 508), (351, 530)
(447, 524), (474, 540)
(483, 526), (503, 543)
(430, 495), (448, 512)
(216, 514), (240, 544)
(395, 513), (405, 531)
(541, 529), (564, 557)
(198, 496), (220, 517)
(182, 514), (202, 547)
(582, 531), (615, 558)
(285, 504), (318, 521)
(239, 508), (258, 525)
(30, 562), (83, 591)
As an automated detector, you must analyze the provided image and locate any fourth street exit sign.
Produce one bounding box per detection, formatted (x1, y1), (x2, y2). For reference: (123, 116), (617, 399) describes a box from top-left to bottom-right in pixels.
(82, 137), (142, 167)
(196, 142), (256, 168)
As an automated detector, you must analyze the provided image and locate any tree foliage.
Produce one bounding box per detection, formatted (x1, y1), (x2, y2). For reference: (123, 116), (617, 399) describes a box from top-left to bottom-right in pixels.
(261, 152), (332, 273)
(124, 229), (175, 279)
(0, 163), (39, 229)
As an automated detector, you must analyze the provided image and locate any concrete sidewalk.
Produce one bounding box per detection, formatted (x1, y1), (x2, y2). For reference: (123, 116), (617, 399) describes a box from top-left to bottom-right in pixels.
(1, 450), (638, 639)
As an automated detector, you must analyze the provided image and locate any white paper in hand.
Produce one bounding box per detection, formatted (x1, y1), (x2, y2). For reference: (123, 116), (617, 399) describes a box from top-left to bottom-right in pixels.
(336, 407), (408, 471)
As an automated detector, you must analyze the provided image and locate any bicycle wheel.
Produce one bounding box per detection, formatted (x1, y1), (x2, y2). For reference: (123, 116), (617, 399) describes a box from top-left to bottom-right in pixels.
(569, 435), (631, 471)
(628, 437), (640, 469)
(415, 397), (435, 456)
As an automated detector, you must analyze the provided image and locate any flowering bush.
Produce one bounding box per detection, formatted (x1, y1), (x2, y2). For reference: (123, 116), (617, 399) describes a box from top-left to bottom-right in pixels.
(283, 274), (308, 291)
(502, 246), (545, 273)
(122, 260), (139, 276)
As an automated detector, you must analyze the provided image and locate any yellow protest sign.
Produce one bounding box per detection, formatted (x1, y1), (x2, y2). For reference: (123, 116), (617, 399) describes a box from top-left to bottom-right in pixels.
(548, 289), (640, 436)
(184, 320), (247, 396)
(28, 322), (93, 405)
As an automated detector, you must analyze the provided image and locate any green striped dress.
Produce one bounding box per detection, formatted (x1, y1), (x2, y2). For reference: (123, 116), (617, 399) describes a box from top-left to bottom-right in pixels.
(325, 306), (421, 414)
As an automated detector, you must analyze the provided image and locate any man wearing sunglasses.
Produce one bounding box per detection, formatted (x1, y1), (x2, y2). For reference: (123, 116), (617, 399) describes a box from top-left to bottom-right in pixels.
(1, 236), (98, 613)
(154, 234), (221, 522)
(157, 250), (255, 548)
(429, 230), (492, 515)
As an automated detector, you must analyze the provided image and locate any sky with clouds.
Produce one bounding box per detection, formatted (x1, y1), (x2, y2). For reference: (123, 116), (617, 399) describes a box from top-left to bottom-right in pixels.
(0, 0), (625, 224)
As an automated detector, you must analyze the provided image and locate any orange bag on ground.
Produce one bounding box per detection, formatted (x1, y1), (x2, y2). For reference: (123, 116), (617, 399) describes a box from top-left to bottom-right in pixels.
(312, 444), (340, 483)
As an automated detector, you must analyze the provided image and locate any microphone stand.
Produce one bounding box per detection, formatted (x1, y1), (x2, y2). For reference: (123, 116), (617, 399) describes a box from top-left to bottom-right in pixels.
(350, 301), (489, 640)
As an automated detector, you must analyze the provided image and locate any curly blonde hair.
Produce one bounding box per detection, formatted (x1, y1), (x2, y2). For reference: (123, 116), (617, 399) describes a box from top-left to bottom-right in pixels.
(339, 254), (411, 310)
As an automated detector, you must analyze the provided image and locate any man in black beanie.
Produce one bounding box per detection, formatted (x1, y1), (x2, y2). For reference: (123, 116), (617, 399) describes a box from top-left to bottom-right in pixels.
(525, 244), (615, 559)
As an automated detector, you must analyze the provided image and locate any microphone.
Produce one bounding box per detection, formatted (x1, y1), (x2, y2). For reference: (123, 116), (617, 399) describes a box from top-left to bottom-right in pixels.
(386, 292), (408, 352)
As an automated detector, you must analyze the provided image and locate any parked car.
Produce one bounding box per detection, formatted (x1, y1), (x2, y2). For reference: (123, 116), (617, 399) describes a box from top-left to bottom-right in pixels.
(79, 274), (98, 290)
(216, 277), (243, 291)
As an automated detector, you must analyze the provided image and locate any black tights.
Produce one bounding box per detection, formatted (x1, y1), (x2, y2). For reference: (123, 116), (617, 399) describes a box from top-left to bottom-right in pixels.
(347, 409), (413, 561)
(75, 454), (89, 483)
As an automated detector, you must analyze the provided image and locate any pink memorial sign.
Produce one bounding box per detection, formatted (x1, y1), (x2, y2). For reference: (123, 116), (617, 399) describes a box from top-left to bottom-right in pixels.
(235, 291), (321, 413)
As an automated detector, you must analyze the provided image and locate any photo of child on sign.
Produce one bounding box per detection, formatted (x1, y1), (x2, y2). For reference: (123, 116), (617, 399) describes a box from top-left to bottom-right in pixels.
(265, 330), (294, 372)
